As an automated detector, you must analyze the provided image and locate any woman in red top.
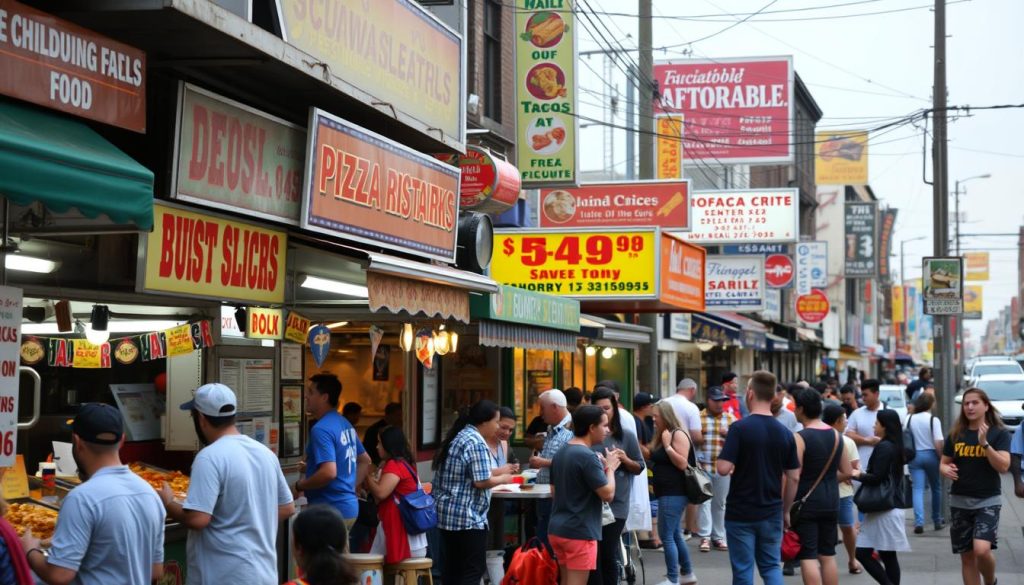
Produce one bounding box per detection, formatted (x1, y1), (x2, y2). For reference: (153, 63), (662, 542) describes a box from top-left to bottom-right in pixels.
(366, 426), (429, 564)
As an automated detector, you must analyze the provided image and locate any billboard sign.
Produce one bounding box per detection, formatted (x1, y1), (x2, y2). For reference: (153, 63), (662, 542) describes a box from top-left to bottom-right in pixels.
(815, 131), (869, 185)
(538, 181), (690, 229)
(923, 257), (963, 315)
(656, 114), (683, 179)
(705, 255), (765, 312)
(964, 285), (983, 320)
(653, 56), (794, 163)
(844, 201), (878, 277)
(660, 233), (706, 312)
(965, 252), (989, 281)
(680, 189), (798, 244)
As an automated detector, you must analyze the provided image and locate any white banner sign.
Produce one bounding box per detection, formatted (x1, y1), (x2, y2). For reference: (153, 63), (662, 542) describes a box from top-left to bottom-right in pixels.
(668, 313), (692, 341)
(705, 255), (765, 312)
(0, 286), (22, 467)
(795, 241), (828, 296)
(681, 189), (799, 244)
(762, 289), (782, 321)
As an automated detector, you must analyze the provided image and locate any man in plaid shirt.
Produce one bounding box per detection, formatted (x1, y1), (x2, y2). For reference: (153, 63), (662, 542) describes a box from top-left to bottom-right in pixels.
(527, 389), (573, 549)
(697, 386), (736, 552)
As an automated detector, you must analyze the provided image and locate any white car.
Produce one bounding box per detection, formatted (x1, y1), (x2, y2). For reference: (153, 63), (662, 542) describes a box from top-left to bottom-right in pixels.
(879, 385), (908, 420)
(956, 374), (1024, 430)
(964, 358), (1023, 387)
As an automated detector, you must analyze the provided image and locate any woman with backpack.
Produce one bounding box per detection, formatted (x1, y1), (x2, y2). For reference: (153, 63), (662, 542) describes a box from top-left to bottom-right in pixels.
(366, 426), (429, 564)
(904, 392), (945, 534)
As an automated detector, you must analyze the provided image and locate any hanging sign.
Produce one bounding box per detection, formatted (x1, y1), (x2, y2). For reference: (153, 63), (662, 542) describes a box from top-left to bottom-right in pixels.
(114, 338), (139, 365)
(435, 147), (521, 215)
(73, 340), (110, 369)
(284, 311), (310, 345)
(660, 233), (706, 312)
(965, 252), (989, 281)
(29, 321), (213, 369)
(795, 241), (828, 296)
(368, 325), (384, 360)
(815, 131), (869, 185)
(680, 189), (798, 244)
(923, 257), (963, 315)
(796, 289), (830, 324)
(891, 285), (905, 324)
(165, 324), (195, 357)
(844, 201), (878, 278)
(764, 254), (794, 288)
(704, 255), (765, 312)
(0, 286), (21, 467)
(878, 209), (897, 281)
(308, 324), (331, 368)
(964, 285), (983, 320)
(246, 307), (284, 340)
(656, 115), (684, 179)
(19, 337), (44, 365)
(538, 181), (690, 229)
(415, 327), (434, 369)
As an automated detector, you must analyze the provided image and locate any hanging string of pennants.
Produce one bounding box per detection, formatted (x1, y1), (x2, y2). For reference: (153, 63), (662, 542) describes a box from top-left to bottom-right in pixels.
(19, 320), (216, 369)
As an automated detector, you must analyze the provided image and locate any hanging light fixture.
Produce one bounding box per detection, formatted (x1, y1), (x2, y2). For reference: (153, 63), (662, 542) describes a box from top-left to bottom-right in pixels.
(86, 305), (110, 344)
(585, 346), (597, 357)
(399, 323), (414, 352)
(601, 347), (615, 359)
(434, 326), (451, 356)
(695, 341), (716, 352)
(449, 331), (459, 353)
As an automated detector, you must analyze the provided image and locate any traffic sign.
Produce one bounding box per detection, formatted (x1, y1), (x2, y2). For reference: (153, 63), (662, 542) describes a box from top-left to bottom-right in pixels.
(764, 254), (794, 288)
(796, 289), (830, 324)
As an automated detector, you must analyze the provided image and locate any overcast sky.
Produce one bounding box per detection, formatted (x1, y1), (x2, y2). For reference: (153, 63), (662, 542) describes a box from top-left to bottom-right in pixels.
(574, 0), (1023, 346)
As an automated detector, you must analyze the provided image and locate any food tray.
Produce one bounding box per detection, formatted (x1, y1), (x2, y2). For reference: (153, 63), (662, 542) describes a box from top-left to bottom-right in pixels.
(129, 462), (190, 501)
(5, 499), (59, 541)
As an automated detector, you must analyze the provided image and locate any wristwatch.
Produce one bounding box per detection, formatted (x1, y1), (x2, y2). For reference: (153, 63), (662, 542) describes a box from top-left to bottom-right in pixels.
(981, 442), (991, 449)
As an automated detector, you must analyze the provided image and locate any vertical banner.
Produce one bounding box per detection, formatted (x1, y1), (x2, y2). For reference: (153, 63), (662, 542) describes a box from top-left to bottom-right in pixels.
(964, 252), (989, 281)
(656, 114), (683, 179)
(963, 285), (983, 319)
(923, 257), (964, 315)
(815, 131), (869, 185)
(844, 201), (878, 277)
(515, 1), (577, 187)
(795, 241), (829, 296)
(0, 286), (22, 467)
(891, 285), (905, 324)
(877, 209), (897, 281)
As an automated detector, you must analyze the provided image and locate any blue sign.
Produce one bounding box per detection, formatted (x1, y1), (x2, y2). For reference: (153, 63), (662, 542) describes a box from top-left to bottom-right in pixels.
(308, 324), (331, 368)
(722, 244), (789, 255)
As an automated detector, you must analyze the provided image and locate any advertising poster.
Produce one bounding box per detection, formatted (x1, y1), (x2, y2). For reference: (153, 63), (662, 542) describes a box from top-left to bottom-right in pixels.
(434, 146), (521, 215)
(815, 131), (869, 185)
(878, 209), (897, 281)
(796, 289), (830, 324)
(891, 285), (905, 324)
(653, 56), (793, 163)
(656, 114), (684, 179)
(0, 286), (20, 467)
(515, 0), (577, 187)
(844, 201), (878, 277)
(923, 257), (963, 315)
(681, 189), (799, 244)
(963, 285), (983, 320)
(965, 252), (989, 281)
(538, 181), (690, 229)
(704, 255), (765, 312)
(660, 233), (706, 312)
(795, 241), (828, 296)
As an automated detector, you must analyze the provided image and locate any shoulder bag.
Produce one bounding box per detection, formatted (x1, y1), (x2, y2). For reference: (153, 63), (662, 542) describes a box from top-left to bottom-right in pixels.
(790, 429), (841, 527)
(675, 429), (713, 504)
(853, 444), (903, 513)
(394, 460), (438, 535)
(903, 414), (917, 463)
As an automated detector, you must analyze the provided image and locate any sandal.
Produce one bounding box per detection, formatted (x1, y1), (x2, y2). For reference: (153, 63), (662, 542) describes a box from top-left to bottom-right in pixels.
(849, 564), (863, 574)
(712, 539), (728, 551)
(699, 538), (711, 552)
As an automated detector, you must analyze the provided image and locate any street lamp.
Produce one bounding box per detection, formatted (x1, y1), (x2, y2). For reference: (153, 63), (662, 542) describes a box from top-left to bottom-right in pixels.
(954, 174), (991, 256)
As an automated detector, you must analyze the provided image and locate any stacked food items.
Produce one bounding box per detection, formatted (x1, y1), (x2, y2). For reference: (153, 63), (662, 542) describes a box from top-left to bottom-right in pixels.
(5, 502), (58, 540)
(129, 462), (190, 500)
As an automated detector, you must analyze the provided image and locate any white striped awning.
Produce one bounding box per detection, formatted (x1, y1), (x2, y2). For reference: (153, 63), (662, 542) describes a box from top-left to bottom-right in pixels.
(479, 320), (578, 353)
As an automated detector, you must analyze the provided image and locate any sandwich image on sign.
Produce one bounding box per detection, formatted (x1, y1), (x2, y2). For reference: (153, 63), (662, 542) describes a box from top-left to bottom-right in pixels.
(818, 134), (865, 161)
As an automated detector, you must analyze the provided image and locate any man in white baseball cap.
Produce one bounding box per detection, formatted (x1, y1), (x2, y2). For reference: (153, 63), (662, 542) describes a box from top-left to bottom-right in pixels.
(161, 383), (294, 585)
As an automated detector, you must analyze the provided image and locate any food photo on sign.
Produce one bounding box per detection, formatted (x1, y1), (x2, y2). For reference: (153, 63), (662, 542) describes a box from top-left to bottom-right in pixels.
(538, 181), (690, 229)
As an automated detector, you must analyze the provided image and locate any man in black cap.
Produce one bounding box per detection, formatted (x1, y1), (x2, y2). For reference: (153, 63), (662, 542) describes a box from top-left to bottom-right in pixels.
(632, 392), (656, 453)
(22, 403), (166, 584)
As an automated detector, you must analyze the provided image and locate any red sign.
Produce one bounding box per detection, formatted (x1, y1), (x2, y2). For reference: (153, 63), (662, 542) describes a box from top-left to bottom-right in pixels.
(796, 289), (830, 324)
(0, 0), (146, 132)
(302, 109), (460, 262)
(654, 57), (793, 163)
(765, 254), (794, 288)
(660, 233), (705, 312)
(435, 146), (521, 215)
(538, 181), (690, 229)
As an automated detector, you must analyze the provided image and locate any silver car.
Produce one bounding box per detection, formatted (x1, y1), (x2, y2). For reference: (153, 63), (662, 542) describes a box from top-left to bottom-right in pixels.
(879, 385), (908, 420)
(965, 358), (1023, 387)
(972, 375), (1024, 431)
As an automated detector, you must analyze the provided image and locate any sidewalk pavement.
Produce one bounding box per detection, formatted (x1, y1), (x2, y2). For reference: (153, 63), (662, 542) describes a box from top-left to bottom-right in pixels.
(635, 475), (1024, 585)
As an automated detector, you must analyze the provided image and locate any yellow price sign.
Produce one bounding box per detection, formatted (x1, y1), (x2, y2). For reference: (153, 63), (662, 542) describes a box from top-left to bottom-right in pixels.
(491, 229), (657, 298)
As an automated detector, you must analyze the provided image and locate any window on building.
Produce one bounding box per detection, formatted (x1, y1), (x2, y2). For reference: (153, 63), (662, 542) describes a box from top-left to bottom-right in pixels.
(483, 0), (502, 121)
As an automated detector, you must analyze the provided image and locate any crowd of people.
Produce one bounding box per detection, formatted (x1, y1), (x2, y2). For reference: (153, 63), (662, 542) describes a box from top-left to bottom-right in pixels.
(4, 366), (1024, 585)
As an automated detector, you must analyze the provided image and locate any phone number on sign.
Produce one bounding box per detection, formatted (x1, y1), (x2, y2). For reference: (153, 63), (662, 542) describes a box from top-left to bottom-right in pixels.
(503, 280), (651, 294)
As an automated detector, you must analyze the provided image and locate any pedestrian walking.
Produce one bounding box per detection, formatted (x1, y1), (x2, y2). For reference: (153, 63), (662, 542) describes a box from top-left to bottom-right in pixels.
(716, 370), (800, 585)
(648, 400), (698, 585)
(822, 404), (863, 575)
(21, 403), (165, 585)
(433, 400), (514, 585)
(529, 389), (574, 549)
(365, 426), (429, 564)
(905, 392), (945, 533)
(852, 409), (910, 585)
(284, 504), (358, 585)
(163, 384), (295, 585)
(940, 388), (1011, 585)
(773, 384), (802, 433)
(665, 378), (705, 447)
(788, 390), (851, 585)
(549, 404), (621, 585)
(1011, 421), (1024, 498)
(296, 373), (371, 550)
(588, 388), (644, 585)
(846, 379), (885, 511)
(697, 386), (735, 553)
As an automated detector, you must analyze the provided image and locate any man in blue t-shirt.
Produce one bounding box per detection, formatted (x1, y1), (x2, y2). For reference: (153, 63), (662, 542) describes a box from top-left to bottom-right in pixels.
(717, 370), (800, 585)
(295, 373), (370, 550)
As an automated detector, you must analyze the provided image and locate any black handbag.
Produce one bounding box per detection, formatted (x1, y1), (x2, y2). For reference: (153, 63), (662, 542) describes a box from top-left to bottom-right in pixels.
(676, 429), (713, 504)
(895, 474), (913, 509)
(791, 430), (841, 527)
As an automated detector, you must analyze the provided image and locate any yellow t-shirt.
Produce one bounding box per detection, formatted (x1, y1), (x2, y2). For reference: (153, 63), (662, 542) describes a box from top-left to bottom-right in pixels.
(839, 435), (858, 498)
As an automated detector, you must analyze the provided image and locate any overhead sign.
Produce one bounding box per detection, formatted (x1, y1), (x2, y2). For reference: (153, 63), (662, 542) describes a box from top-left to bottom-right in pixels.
(246, 307), (284, 340)
(796, 289), (830, 324)
(283, 311), (310, 345)
(705, 255), (765, 312)
(666, 313), (692, 341)
(656, 114), (683, 179)
(923, 256), (963, 315)
(878, 209), (897, 281)
(538, 181), (690, 229)
(490, 229), (657, 299)
(721, 243), (787, 255)
(795, 241), (828, 296)
(764, 254), (794, 288)
(815, 131), (868, 185)
(660, 233), (706, 312)
(302, 109), (460, 263)
(891, 285), (905, 324)
(844, 201), (878, 278)
(964, 285), (983, 320)
(515, 1), (577, 186)
(654, 56), (793, 163)
(142, 203), (287, 304)
(965, 252), (989, 281)
(435, 147), (521, 215)
(0, 0), (146, 132)
(762, 288), (782, 321)
(470, 284), (581, 332)
(279, 0), (464, 148)
(681, 189), (798, 244)
(0, 286), (21, 467)
(173, 83), (305, 225)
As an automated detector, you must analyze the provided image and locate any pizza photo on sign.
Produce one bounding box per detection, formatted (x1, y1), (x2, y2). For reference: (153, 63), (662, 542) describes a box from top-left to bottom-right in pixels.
(542, 190), (577, 223)
(522, 11), (567, 48)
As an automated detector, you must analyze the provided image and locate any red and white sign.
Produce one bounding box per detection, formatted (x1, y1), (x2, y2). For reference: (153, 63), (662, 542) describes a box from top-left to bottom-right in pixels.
(435, 146), (521, 215)
(653, 57), (793, 163)
(681, 189), (799, 244)
(764, 254), (794, 288)
(0, 286), (22, 467)
(796, 289), (830, 324)
(538, 181), (690, 229)
(705, 255), (765, 312)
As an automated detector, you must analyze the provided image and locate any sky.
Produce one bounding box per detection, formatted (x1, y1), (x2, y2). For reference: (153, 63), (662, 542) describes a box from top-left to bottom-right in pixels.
(572, 0), (1024, 347)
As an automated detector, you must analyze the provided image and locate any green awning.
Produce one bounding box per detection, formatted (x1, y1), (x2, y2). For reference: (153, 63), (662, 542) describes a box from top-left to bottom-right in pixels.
(0, 99), (154, 230)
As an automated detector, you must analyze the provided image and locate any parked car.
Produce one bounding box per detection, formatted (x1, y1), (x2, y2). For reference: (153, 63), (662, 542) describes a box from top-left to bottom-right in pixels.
(956, 374), (1024, 430)
(879, 385), (908, 420)
(964, 358), (1023, 387)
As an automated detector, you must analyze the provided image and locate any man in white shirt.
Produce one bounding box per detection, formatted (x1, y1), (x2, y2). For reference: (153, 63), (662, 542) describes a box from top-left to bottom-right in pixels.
(665, 378), (705, 447)
(844, 379), (885, 467)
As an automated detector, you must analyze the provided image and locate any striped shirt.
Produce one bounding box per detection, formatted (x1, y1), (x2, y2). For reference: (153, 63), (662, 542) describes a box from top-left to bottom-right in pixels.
(699, 409), (736, 471)
(435, 425), (494, 531)
(537, 413), (574, 484)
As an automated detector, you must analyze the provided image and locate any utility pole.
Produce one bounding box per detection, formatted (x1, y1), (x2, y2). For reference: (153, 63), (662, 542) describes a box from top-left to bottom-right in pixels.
(638, 0), (653, 180)
(932, 0), (954, 518)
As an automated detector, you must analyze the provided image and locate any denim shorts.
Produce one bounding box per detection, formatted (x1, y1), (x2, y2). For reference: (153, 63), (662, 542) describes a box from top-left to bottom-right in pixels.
(838, 496), (855, 528)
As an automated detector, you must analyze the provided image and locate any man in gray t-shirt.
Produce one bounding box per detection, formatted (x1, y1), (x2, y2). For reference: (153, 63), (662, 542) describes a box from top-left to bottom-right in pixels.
(161, 384), (294, 585)
(22, 403), (166, 585)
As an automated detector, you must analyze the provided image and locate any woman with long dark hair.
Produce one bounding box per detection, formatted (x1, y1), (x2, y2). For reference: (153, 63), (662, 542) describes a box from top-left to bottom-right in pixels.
(365, 426), (428, 564)
(905, 392), (945, 533)
(433, 400), (515, 585)
(588, 388), (644, 585)
(940, 388), (1011, 585)
(853, 409), (910, 585)
(648, 400), (697, 585)
(284, 505), (358, 585)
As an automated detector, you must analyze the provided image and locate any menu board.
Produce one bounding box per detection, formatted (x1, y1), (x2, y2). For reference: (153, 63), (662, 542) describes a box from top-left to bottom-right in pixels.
(220, 358), (275, 415)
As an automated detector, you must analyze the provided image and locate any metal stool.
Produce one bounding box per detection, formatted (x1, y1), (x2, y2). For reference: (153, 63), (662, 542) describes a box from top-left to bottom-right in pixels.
(385, 557), (434, 585)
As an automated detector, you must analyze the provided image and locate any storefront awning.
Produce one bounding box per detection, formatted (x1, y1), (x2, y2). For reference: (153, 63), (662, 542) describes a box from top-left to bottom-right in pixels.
(366, 252), (498, 294)
(0, 98), (154, 230)
(579, 315), (653, 345)
(766, 333), (790, 352)
(797, 327), (823, 344)
(703, 312), (767, 350)
(691, 313), (741, 345)
(368, 272), (472, 323)
(479, 320), (578, 353)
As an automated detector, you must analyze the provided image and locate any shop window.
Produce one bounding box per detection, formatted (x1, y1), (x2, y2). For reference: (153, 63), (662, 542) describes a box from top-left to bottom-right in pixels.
(483, 0), (502, 121)
(305, 343), (403, 440)
(440, 341), (501, 439)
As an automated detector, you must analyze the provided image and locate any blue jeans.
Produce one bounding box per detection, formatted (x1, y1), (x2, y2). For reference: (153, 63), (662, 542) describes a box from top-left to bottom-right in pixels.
(535, 498), (553, 550)
(909, 448), (944, 527)
(658, 495), (694, 582)
(725, 517), (784, 585)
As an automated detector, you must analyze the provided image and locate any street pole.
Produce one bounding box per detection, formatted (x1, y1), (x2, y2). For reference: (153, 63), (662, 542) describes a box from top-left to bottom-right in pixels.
(952, 174), (990, 366)
(932, 0), (954, 518)
(637, 0), (653, 180)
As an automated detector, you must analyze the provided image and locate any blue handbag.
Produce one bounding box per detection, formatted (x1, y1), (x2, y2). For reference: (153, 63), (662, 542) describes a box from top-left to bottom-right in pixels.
(396, 460), (438, 535)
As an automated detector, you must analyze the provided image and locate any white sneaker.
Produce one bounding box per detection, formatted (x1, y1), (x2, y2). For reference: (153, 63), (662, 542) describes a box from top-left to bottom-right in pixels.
(654, 580), (678, 585)
(679, 574), (698, 585)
